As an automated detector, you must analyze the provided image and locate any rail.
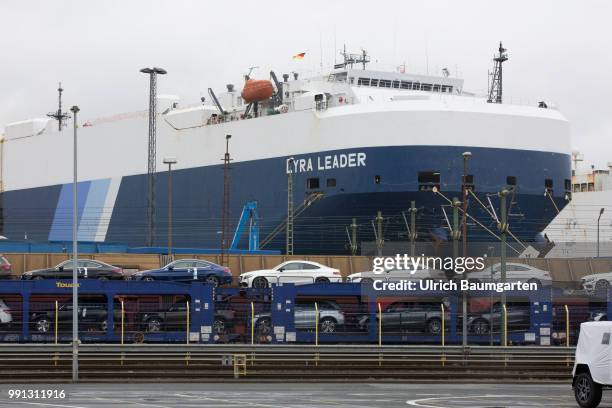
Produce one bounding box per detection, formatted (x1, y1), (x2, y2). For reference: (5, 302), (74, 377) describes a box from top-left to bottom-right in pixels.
(0, 344), (575, 382)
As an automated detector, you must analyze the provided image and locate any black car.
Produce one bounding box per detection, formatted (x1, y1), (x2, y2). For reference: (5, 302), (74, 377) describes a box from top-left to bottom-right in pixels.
(358, 301), (449, 335)
(31, 302), (118, 334)
(139, 303), (235, 334)
(22, 259), (124, 280)
(467, 302), (531, 334)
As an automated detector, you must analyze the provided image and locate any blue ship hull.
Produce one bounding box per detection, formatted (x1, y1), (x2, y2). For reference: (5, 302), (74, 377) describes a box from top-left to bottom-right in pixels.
(0, 145), (571, 254)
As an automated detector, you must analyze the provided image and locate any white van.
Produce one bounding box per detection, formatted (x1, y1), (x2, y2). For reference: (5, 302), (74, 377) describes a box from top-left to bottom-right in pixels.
(573, 321), (612, 407)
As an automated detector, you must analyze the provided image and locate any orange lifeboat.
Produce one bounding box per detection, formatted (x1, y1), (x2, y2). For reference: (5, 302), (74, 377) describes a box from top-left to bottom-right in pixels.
(241, 79), (274, 103)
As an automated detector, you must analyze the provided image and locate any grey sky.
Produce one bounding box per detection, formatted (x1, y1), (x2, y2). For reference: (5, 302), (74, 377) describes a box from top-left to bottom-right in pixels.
(1, 0), (610, 171)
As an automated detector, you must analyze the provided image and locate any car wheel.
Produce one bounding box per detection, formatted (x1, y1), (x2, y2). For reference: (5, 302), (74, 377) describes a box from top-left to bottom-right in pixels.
(35, 317), (52, 334)
(471, 318), (490, 335)
(255, 317), (272, 335)
(315, 277), (330, 284)
(595, 280), (610, 292)
(319, 317), (337, 333)
(213, 317), (226, 334)
(146, 317), (162, 332)
(143, 276), (155, 282)
(361, 277), (374, 285)
(574, 372), (602, 408)
(526, 278), (541, 288)
(426, 318), (443, 335)
(33, 276), (44, 281)
(252, 277), (268, 289)
(205, 275), (220, 287)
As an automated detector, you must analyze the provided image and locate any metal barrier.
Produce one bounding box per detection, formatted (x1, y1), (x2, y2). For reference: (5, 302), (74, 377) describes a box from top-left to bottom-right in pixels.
(0, 344), (576, 382)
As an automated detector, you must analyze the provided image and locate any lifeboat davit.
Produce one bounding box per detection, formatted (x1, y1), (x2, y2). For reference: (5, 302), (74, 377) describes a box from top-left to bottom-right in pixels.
(241, 79), (274, 103)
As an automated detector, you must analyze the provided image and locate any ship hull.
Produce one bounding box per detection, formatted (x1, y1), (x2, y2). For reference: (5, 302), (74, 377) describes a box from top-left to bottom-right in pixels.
(0, 145), (570, 254)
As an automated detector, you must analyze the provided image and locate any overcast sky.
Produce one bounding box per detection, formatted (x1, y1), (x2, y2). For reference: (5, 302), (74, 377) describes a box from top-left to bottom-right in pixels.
(1, 0), (610, 170)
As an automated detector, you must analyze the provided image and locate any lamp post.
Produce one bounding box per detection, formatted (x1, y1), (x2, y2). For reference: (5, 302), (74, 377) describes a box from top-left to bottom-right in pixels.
(286, 157), (295, 255)
(461, 151), (471, 347)
(462, 152), (471, 256)
(598, 208), (605, 258)
(163, 157), (177, 259)
(70, 105), (80, 382)
(140, 67), (167, 247)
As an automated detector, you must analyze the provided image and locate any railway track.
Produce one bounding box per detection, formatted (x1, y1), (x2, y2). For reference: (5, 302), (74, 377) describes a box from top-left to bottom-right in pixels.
(0, 344), (575, 382)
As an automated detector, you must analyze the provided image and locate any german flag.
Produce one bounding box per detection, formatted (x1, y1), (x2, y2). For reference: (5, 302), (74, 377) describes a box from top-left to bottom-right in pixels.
(293, 52), (306, 60)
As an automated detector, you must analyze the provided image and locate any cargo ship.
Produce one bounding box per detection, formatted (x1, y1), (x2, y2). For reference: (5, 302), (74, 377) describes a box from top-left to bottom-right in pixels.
(0, 46), (572, 254)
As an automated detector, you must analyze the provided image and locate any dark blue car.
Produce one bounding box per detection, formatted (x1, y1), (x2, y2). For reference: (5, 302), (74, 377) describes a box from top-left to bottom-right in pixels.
(131, 259), (233, 286)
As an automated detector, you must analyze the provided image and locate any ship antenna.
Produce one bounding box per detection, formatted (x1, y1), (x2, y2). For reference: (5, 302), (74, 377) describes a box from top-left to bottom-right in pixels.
(487, 41), (508, 104)
(245, 66), (259, 80)
(333, 46), (370, 70)
(47, 82), (71, 131)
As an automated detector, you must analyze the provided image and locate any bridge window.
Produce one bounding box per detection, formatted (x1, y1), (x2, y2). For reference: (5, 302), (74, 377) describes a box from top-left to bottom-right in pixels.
(379, 79), (392, 88)
(433, 84), (441, 92)
(357, 77), (370, 86)
(370, 79), (378, 87)
(392, 80), (400, 88)
(307, 178), (320, 189)
(326, 178), (336, 188)
(421, 83), (432, 91)
(418, 171), (440, 191)
(506, 176), (517, 186)
(412, 82), (420, 90)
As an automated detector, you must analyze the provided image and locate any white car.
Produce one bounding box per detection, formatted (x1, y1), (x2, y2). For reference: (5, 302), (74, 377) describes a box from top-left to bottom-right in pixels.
(239, 260), (342, 288)
(0, 300), (12, 324)
(346, 267), (448, 283)
(573, 321), (612, 408)
(581, 272), (612, 293)
(463, 262), (552, 288)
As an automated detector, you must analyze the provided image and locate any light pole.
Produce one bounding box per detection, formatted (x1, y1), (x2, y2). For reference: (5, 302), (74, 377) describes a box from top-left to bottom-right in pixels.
(461, 152), (471, 256)
(598, 208), (605, 257)
(163, 157), (177, 259)
(70, 105), (80, 382)
(461, 151), (471, 347)
(286, 157), (295, 255)
(498, 188), (510, 346)
(140, 67), (167, 247)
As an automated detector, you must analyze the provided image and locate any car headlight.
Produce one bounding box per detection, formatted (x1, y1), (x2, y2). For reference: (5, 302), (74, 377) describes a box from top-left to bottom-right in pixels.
(241, 274), (252, 280)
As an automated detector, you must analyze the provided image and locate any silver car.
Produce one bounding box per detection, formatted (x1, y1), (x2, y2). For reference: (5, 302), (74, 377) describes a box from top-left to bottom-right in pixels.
(346, 267), (449, 283)
(463, 262), (552, 288)
(254, 301), (345, 334)
(581, 272), (612, 293)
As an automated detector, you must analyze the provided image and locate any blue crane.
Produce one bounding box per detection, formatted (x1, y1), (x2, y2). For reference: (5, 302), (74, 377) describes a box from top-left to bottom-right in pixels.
(230, 201), (259, 251)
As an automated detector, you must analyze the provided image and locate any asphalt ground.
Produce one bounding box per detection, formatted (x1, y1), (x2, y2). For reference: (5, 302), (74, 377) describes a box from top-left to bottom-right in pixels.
(0, 382), (601, 407)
